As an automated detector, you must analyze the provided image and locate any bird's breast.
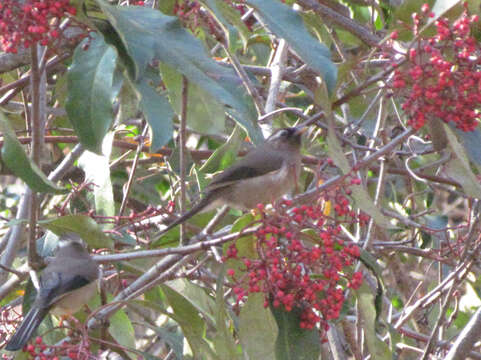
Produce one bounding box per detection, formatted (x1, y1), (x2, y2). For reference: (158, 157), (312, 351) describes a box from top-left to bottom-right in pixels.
(220, 159), (300, 210)
(51, 281), (97, 316)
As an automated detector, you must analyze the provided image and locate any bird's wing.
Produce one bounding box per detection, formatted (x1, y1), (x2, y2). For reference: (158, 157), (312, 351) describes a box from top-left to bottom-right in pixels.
(207, 149), (285, 191)
(38, 271), (93, 308)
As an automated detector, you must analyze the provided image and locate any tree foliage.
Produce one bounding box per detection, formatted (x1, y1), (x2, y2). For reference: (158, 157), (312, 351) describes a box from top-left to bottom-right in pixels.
(1, 0), (481, 359)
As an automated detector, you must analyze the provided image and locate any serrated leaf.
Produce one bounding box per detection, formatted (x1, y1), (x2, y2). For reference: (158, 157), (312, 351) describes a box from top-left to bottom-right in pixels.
(40, 215), (113, 248)
(0, 112), (66, 194)
(444, 124), (481, 199)
(94, 2), (263, 144)
(239, 293), (277, 360)
(246, 0), (337, 93)
(271, 305), (320, 360)
(66, 32), (120, 154)
(355, 283), (392, 360)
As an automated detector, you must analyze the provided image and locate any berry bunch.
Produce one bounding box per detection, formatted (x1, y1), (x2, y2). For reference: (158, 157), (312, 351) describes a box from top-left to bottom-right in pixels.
(0, 0), (76, 53)
(226, 187), (363, 337)
(389, 3), (481, 131)
(20, 335), (92, 360)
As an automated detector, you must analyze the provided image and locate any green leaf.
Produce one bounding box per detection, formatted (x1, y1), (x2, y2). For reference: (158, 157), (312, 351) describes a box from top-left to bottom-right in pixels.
(166, 279), (217, 326)
(109, 306), (136, 358)
(454, 127), (481, 169)
(78, 132), (115, 217)
(246, 0), (337, 93)
(134, 77), (174, 152)
(162, 284), (219, 359)
(40, 215), (113, 248)
(140, 322), (184, 359)
(0, 112), (66, 194)
(94, 2), (263, 144)
(213, 267), (239, 359)
(66, 32), (120, 154)
(239, 293), (277, 360)
(355, 283), (392, 360)
(444, 124), (481, 199)
(201, 125), (245, 173)
(159, 62), (225, 136)
(271, 305), (320, 360)
(202, 0), (251, 50)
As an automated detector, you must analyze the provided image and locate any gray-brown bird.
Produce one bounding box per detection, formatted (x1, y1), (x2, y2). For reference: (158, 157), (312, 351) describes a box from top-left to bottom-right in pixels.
(161, 126), (306, 234)
(5, 234), (98, 351)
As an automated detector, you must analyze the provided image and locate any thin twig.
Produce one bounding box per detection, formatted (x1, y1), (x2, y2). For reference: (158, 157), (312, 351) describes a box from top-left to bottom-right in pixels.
(179, 76), (188, 245)
(0, 52), (71, 106)
(92, 227), (258, 263)
(445, 307), (481, 360)
(264, 39), (288, 134)
(421, 283), (457, 360)
(27, 45), (46, 270)
(118, 124), (148, 218)
(296, 0), (381, 47)
(222, 44), (265, 117)
(0, 263), (26, 277)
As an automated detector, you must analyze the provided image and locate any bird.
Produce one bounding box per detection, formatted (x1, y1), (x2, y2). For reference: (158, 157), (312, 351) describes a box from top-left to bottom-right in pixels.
(5, 234), (98, 351)
(160, 126), (306, 234)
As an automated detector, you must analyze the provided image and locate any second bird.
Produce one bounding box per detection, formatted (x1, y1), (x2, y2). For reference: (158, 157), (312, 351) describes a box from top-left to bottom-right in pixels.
(161, 126), (306, 234)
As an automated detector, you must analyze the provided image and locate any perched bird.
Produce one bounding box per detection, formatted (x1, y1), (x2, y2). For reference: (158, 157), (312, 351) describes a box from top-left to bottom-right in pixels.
(161, 126), (306, 234)
(5, 234), (98, 351)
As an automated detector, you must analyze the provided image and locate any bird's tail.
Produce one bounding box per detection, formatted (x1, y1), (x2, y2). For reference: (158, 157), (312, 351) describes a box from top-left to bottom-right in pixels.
(5, 305), (49, 351)
(159, 193), (214, 236)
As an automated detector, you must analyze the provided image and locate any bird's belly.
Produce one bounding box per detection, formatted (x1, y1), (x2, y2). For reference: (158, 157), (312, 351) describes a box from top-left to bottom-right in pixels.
(223, 163), (297, 210)
(51, 281), (97, 316)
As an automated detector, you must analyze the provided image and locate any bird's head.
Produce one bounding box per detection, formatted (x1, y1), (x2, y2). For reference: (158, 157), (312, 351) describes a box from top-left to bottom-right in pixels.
(57, 233), (88, 256)
(266, 127), (306, 151)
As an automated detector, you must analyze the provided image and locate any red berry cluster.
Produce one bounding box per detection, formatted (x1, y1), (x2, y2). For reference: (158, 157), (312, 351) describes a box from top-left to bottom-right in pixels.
(1, 306), (20, 351)
(226, 188), (363, 337)
(20, 336), (58, 360)
(19, 335), (92, 360)
(388, 3), (481, 131)
(172, 0), (250, 38)
(0, 0), (76, 53)
(172, 1), (205, 32)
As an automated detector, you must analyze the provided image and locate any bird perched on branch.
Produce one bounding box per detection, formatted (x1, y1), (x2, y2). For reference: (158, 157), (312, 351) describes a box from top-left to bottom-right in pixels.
(161, 126), (306, 234)
(5, 234), (98, 351)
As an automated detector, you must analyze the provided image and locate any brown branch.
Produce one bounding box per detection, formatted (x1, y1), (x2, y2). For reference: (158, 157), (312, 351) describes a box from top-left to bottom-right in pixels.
(179, 76), (188, 245)
(296, 0), (381, 47)
(0, 52), (71, 106)
(27, 46), (43, 270)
